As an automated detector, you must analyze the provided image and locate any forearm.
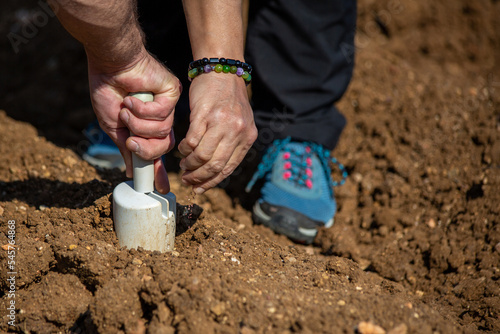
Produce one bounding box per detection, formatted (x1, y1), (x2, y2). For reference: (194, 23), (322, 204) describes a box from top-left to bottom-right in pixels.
(52, 0), (145, 71)
(182, 0), (245, 60)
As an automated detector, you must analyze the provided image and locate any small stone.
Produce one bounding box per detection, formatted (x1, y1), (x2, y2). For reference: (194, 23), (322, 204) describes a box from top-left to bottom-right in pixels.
(352, 172), (363, 183)
(63, 155), (78, 167)
(426, 218), (436, 228)
(39, 205), (48, 211)
(210, 302), (226, 316)
(357, 321), (386, 334)
(68, 244), (77, 250)
(0, 206), (4, 216)
(337, 300), (346, 306)
(267, 306), (276, 314)
(285, 256), (297, 263)
(171, 251), (180, 257)
(28, 170), (39, 178)
(304, 247), (315, 255)
(416, 290), (424, 297)
(141, 275), (153, 282)
(132, 258), (143, 265)
(388, 324), (408, 334)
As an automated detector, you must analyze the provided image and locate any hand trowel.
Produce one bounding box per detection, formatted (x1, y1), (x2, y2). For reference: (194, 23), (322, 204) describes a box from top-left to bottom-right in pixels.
(113, 92), (176, 252)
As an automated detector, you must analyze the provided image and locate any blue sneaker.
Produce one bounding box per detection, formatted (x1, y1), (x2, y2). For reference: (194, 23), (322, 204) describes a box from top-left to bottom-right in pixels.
(246, 137), (347, 244)
(82, 121), (125, 170)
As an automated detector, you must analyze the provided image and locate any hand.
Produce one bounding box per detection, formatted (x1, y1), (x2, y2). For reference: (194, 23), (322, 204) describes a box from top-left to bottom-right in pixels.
(87, 50), (181, 193)
(178, 73), (258, 194)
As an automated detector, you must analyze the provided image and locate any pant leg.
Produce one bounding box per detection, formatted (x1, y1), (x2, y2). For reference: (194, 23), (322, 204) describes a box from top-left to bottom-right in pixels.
(245, 0), (357, 150)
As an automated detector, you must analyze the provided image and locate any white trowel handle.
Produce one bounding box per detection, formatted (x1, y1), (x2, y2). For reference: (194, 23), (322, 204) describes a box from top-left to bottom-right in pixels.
(128, 92), (155, 194)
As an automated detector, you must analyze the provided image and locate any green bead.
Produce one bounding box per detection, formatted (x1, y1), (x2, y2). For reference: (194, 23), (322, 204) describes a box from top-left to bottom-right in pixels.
(214, 64), (223, 73)
(245, 74), (252, 82)
(242, 71), (249, 79)
(188, 68), (198, 78)
(230, 66), (238, 74)
(223, 65), (231, 73)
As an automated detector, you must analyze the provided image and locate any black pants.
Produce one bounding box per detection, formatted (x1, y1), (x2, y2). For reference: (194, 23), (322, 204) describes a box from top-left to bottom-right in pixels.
(138, 0), (356, 151)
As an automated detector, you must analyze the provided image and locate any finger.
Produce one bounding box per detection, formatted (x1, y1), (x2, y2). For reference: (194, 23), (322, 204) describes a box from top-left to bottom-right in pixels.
(177, 119), (207, 158)
(179, 127), (223, 172)
(123, 95), (177, 120)
(154, 158), (170, 194)
(181, 136), (241, 186)
(187, 145), (246, 194)
(126, 130), (175, 161)
(120, 108), (173, 138)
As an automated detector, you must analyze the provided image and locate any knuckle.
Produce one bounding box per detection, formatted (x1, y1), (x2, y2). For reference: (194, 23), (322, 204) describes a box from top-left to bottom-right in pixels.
(140, 150), (156, 161)
(234, 118), (246, 132)
(206, 161), (225, 174)
(189, 175), (204, 184)
(186, 137), (199, 150)
(194, 151), (211, 164)
(157, 127), (171, 138)
(248, 126), (258, 143)
(221, 162), (238, 176)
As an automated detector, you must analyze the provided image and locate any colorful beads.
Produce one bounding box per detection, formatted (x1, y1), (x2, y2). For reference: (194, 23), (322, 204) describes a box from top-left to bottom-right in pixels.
(214, 64), (223, 73)
(188, 57), (253, 85)
(188, 68), (198, 79)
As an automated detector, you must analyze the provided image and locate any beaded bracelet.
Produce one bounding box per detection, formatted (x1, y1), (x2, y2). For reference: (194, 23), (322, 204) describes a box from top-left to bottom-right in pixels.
(188, 58), (252, 85)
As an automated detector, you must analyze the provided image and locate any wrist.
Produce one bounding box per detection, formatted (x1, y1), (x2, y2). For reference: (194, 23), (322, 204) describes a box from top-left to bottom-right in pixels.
(188, 57), (252, 85)
(86, 43), (148, 75)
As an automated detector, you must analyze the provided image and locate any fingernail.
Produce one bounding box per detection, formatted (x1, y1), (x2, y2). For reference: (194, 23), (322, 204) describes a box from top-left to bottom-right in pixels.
(129, 140), (139, 153)
(123, 96), (133, 109)
(194, 187), (205, 195)
(120, 109), (130, 123)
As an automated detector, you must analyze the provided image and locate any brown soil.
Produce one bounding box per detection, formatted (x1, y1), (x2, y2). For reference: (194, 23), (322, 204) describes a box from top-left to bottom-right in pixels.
(1, 0), (500, 333)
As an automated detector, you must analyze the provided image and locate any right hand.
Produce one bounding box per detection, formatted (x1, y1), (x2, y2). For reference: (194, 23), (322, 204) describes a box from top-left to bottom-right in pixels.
(86, 50), (181, 194)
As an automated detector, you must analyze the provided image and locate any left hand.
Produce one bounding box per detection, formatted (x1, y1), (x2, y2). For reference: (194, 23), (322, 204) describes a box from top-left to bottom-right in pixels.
(178, 73), (257, 194)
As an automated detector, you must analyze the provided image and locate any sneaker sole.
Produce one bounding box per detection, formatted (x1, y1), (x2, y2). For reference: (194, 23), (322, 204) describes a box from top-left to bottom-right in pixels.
(253, 201), (332, 244)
